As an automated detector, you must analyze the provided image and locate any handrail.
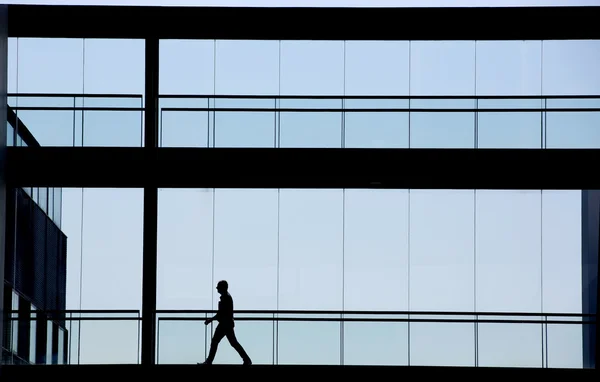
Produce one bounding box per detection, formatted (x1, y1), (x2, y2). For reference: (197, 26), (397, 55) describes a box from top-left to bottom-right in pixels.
(11, 106), (598, 112)
(158, 94), (600, 100)
(8, 93), (143, 98)
(155, 309), (596, 317)
(9, 93), (600, 99)
(5, 309), (596, 317)
(6, 313), (593, 324)
(158, 317), (594, 325)
(5, 309), (140, 314)
(7, 313), (592, 324)
(160, 107), (600, 113)
(10, 107), (144, 111)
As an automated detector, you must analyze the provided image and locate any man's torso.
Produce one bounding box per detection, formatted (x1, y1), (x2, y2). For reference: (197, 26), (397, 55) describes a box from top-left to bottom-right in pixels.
(218, 293), (235, 327)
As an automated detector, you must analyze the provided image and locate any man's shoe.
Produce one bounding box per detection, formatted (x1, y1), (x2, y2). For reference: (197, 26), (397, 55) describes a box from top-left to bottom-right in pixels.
(243, 359), (252, 366)
(199, 361), (212, 365)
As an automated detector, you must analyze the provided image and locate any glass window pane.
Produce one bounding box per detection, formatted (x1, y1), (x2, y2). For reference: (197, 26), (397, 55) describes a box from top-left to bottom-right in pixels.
(160, 101), (209, 148)
(477, 99), (542, 148)
(543, 40), (600, 96)
(410, 319), (475, 366)
(53, 188), (62, 228)
(547, 320), (583, 369)
(344, 190), (409, 311)
(79, 319), (139, 364)
(278, 318), (340, 365)
(14, 110), (75, 147)
(29, 306), (37, 364)
(7, 121), (14, 146)
(38, 188), (48, 215)
(542, 191), (582, 313)
(410, 41), (475, 96)
(83, 39), (144, 95)
(78, 189), (143, 310)
(158, 317), (207, 364)
(215, 40), (279, 95)
(279, 99), (342, 148)
(410, 190), (475, 312)
(409, 99), (475, 148)
(476, 191), (542, 313)
(344, 99), (409, 148)
(58, 328), (65, 365)
(280, 41), (344, 96)
(8, 38), (17, 93)
(344, 317), (408, 366)
(157, 189), (213, 310)
(17, 38), (84, 93)
(344, 41), (409, 96)
(82, 110), (143, 147)
(214, 99), (276, 147)
(279, 190), (343, 310)
(48, 188), (54, 221)
(62, 188), (82, 310)
(478, 320), (543, 367)
(159, 39), (215, 95)
(546, 98), (600, 148)
(475, 41), (542, 96)
(213, 189), (278, 310)
(46, 321), (52, 365)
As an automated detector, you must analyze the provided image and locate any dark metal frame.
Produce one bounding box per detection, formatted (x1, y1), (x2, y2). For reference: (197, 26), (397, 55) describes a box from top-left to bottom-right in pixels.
(142, 37), (159, 366)
(3, 4), (600, 367)
(6, 107), (40, 148)
(6, 5), (600, 40)
(0, 4), (7, 374)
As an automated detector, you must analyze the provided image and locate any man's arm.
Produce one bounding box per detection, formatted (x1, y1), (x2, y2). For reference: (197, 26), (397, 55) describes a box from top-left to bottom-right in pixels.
(205, 298), (226, 325)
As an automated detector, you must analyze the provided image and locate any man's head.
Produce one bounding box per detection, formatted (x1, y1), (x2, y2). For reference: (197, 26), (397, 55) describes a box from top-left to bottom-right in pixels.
(216, 280), (228, 295)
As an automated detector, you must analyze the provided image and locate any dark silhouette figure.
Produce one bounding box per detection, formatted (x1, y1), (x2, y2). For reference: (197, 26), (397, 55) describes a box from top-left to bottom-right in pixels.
(202, 280), (252, 366)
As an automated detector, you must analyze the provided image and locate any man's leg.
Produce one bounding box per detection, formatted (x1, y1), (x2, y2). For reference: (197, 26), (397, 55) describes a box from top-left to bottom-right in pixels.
(225, 328), (252, 365)
(205, 324), (226, 364)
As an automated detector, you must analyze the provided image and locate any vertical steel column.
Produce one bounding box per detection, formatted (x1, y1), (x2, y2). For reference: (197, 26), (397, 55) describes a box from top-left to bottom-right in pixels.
(582, 190), (600, 369)
(596, 203), (599, 370)
(141, 37), (159, 366)
(0, 4), (8, 375)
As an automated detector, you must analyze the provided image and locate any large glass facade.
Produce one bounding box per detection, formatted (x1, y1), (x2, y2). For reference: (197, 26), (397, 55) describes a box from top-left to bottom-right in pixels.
(155, 188), (583, 367)
(2, 34), (598, 368)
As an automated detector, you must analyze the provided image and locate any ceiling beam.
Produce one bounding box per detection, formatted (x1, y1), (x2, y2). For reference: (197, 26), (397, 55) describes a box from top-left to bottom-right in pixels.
(6, 147), (600, 190)
(8, 5), (600, 40)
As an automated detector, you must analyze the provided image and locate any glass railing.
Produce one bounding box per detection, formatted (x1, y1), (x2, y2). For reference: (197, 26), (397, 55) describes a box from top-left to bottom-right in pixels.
(155, 309), (595, 368)
(158, 95), (600, 149)
(2, 309), (593, 367)
(7, 94), (600, 149)
(2, 310), (141, 365)
(7, 94), (144, 147)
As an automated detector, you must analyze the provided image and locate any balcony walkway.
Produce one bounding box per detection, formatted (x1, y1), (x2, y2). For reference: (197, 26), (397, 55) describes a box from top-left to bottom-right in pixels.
(0, 364), (595, 380)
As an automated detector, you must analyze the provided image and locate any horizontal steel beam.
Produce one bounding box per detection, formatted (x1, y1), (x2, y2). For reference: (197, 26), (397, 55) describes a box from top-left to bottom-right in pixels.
(0, 364), (596, 380)
(5, 147), (600, 190)
(7, 5), (600, 40)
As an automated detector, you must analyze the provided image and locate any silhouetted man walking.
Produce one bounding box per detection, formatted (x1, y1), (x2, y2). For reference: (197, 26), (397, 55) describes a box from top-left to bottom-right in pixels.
(202, 280), (252, 366)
